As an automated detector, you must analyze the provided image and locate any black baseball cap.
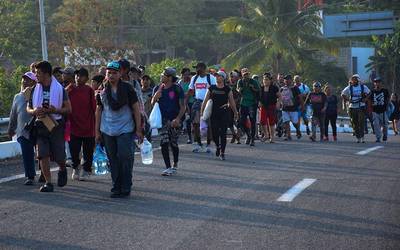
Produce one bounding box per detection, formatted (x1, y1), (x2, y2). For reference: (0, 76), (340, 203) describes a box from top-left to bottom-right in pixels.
(263, 72), (273, 79)
(284, 74), (292, 80)
(74, 67), (89, 78)
(373, 77), (382, 82)
(91, 74), (105, 83)
(118, 59), (130, 69)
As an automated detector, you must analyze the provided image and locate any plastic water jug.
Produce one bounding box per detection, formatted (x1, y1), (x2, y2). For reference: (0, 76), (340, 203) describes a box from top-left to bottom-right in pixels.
(141, 138), (153, 165)
(93, 145), (109, 175)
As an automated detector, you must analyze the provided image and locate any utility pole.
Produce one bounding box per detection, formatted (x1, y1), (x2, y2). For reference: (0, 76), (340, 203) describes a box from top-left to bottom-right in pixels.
(39, 0), (48, 61)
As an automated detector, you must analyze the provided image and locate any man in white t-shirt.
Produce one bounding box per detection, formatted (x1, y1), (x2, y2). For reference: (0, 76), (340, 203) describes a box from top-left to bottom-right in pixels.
(341, 75), (371, 143)
(186, 62), (216, 152)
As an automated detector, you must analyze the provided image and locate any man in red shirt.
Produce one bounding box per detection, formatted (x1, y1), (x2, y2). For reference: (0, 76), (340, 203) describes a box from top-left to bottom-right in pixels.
(67, 67), (96, 181)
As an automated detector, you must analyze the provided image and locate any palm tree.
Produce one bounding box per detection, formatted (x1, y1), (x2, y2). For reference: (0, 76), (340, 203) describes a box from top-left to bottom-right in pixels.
(219, 0), (334, 73)
(367, 22), (400, 93)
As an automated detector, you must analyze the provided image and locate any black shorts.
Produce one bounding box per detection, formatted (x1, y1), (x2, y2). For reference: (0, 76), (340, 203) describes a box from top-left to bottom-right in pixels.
(36, 120), (66, 163)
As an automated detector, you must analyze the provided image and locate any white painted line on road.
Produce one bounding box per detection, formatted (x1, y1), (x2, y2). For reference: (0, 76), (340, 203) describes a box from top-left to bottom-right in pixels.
(356, 146), (384, 155)
(0, 147), (163, 185)
(277, 178), (317, 202)
(0, 167), (58, 184)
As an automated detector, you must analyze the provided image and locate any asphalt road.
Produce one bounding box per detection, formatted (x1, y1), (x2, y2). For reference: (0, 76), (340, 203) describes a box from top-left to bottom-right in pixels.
(0, 133), (399, 250)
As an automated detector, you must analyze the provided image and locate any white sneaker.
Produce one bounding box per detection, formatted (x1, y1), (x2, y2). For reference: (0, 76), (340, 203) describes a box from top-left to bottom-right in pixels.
(71, 168), (80, 181)
(171, 167), (177, 175)
(79, 170), (90, 181)
(192, 144), (201, 153)
(197, 146), (208, 153)
(162, 168), (174, 176)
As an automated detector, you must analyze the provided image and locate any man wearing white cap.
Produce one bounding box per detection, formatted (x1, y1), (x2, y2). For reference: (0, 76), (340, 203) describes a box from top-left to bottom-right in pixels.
(341, 74), (371, 143)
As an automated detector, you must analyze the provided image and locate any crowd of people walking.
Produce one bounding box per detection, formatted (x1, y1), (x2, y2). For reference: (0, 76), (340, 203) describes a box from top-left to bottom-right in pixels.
(7, 59), (399, 196)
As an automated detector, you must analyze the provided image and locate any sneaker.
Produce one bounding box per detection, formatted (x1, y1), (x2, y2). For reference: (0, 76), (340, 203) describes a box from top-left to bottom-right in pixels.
(162, 168), (174, 176)
(230, 137), (236, 143)
(361, 137), (365, 143)
(215, 147), (220, 157)
(80, 170), (90, 181)
(71, 168), (80, 181)
(24, 178), (34, 186)
(192, 144), (201, 153)
(187, 139), (192, 144)
(65, 158), (73, 167)
(171, 167), (177, 175)
(110, 191), (121, 198)
(120, 192), (131, 198)
(57, 169), (68, 187)
(375, 138), (381, 143)
(236, 138), (241, 144)
(38, 174), (46, 183)
(245, 137), (251, 145)
(39, 183), (54, 192)
(309, 136), (316, 142)
(250, 140), (255, 147)
(219, 154), (225, 161)
(296, 133), (302, 139)
(205, 145), (211, 153)
(357, 138), (360, 143)
(198, 146), (208, 153)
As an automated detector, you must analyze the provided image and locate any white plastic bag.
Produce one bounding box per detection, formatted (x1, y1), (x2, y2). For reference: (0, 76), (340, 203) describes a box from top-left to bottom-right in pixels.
(149, 103), (162, 129)
(201, 99), (213, 120)
(200, 119), (208, 137)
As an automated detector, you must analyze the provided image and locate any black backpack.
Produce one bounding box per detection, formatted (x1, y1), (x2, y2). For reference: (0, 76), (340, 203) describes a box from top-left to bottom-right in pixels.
(192, 74), (212, 90)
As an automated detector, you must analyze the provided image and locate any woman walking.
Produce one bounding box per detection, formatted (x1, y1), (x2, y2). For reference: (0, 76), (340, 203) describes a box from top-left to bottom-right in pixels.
(8, 72), (37, 185)
(201, 71), (238, 160)
(324, 85), (338, 141)
(389, 93), (399, 135)
(259, 73), (281, 143)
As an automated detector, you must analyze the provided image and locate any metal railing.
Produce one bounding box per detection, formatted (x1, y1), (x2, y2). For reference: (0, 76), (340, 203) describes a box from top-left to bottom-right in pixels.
(0, 118), (10, 141)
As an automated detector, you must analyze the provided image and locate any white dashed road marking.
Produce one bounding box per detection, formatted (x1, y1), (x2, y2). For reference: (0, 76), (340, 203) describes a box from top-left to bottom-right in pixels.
(356, 146), (384, 155)
(277, 178), (317, 202)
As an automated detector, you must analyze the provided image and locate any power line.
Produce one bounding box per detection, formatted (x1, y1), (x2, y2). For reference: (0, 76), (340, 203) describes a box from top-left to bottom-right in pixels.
(59, 0), (370, 30)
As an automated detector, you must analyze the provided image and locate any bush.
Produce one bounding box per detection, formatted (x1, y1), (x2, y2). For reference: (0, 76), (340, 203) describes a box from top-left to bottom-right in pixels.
(147, 58), (196, 85)
(0, 65), (28, 117)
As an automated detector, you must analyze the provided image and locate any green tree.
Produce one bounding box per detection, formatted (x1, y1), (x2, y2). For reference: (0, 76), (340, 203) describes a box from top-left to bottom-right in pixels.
(219, 0), (335, 75)
(0, 65), (28, 117)
(0, 1), (41, 65)
(147, 58), (195, 84)
(367, 22), (400, 93)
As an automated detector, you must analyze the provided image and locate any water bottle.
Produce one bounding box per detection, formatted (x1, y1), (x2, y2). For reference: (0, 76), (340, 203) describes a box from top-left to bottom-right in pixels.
(93, 145), (109, 175)
(141, 138), (153, 165)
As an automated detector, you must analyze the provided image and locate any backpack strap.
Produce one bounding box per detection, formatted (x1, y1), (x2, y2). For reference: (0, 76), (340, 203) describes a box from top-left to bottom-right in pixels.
(206, 74), (211, 87)
(350, 85), (353, 98)
(192, 74), (199, 92)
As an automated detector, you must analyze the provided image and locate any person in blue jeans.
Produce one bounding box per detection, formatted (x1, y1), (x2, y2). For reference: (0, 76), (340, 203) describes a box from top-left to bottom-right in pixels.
(95, 61), (143, 198)
(8, 72), (37, 185)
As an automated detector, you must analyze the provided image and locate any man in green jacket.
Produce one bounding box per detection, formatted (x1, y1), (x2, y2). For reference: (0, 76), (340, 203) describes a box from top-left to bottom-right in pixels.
(237, 68), (260, 146)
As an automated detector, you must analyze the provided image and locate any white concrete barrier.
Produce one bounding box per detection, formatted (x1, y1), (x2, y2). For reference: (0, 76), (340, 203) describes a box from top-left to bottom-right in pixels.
(0, 141), (21, 159)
